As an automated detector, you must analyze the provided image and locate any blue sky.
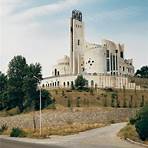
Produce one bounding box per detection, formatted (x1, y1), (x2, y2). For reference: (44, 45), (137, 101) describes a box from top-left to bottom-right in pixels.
(0, 0), (148, 76)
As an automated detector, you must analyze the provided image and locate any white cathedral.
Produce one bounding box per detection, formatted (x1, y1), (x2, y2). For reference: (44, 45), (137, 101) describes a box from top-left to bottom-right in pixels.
(42, 10), (140, 90)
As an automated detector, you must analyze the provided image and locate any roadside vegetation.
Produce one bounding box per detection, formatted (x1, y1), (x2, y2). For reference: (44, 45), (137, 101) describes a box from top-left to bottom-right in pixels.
(118, 104), (148, 145)
(0, 122), (105, 138)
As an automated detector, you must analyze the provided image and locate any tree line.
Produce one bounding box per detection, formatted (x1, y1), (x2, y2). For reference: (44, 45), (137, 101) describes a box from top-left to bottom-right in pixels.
(0, 55), (53, 113)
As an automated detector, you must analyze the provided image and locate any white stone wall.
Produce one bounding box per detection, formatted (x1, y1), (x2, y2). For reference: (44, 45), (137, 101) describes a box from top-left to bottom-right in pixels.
(84, 45), (106, 74)
(70, 17), (85, 75)
(41, 74), (140, 90)
(52, 56), (70, 76)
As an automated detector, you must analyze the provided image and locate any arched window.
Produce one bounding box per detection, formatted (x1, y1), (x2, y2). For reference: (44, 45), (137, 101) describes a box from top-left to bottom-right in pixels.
(57, 81), (59, 86)
(67, 81), (69, 87)
(55, 69), (57, 76)
(63, 82), (66, 87)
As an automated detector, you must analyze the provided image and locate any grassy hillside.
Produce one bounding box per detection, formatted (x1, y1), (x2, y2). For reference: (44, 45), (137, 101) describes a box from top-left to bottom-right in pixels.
(49, 88), (148, 108)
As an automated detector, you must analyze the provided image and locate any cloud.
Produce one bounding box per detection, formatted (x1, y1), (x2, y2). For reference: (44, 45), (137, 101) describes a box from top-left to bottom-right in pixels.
(0, 0), (79, 75)
(2, 0), (79, 23)
(0, 0), (148, 76)
(0, 0), (25, 17)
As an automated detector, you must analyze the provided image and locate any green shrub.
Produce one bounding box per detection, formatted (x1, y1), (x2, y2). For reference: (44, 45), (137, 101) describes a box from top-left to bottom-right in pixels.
(0, 124), (8, 134)
(67, 98), (71, 108)
(129, 117), (137, 125)
(89, 88), (94, 95)
(135, 104), (148, 140)
(111, 93), (117, 107)
(76, 97), (80, 107)
(123, 98), (127, 108)
(75, 75), (88, 90)
(10, 128), (26, 137)
(129, 95), (133, 108)
(47, 103), (56, 109)
(62, 90), (65, 96)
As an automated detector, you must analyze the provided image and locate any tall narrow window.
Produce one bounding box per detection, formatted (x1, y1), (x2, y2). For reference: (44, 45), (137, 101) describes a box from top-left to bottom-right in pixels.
(123, 67), (125, 71)
(106, 59), (110, 72)
(67, 81), (70, 87)
(120, 51), (124, 58)
(106, 50), (109, 58)
(116, 55), (118, 70)
(113, 55), (115, 71)
(55, 69), (57, 76)
(78, 39), (80, 45)
(110, 54), (112, 71)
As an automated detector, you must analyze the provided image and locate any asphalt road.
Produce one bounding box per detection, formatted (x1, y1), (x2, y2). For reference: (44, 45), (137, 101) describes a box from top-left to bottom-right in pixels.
(0, 123), (143, 148)
(0, 138), (64, 148)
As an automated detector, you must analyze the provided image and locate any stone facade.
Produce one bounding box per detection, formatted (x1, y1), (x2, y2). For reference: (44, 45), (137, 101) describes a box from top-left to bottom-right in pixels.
(0, 108), (137, 129)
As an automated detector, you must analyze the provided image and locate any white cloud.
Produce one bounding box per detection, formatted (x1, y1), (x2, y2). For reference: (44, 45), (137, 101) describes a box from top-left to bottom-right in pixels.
(0, 0), (147, 76)
(0, 0), (78, 76)
(2, 0), (79, 23)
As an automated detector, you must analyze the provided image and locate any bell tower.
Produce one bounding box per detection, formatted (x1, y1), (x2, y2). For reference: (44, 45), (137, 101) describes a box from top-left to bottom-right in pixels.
(70, 10), (84, 75)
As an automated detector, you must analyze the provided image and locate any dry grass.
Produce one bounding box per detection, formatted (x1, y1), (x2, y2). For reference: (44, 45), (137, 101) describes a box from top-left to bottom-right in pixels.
(24, 122), (106, 138)
(0, 122), (106, 138)
(49, 88), (148, 108)
(118, 124), (148, 145)
(118, 124), (139, 141)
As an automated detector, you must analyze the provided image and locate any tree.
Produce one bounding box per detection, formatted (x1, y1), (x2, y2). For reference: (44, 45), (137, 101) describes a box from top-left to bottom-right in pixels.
(116, 95), (120, 108)
(135, 104), (148, 140)
(7, 55), (27, 112)
(75, 75), (87, 90)
(101, 93), (107, 107)
(67, 98), (71, 108)
(34, 89), (52, 110)
(0, 71), (7, 92)
(23, 63), (42, 109)
(111, 93), (117, 107)
(129, 95), (133, 108)
(140, 95), (145, 107)
(0, 72), (8, 110)
(0, 55), (52, 112)
(123, 98), (127, 108)
(76, 97), (80, 107)
(135, 66), (148, 78)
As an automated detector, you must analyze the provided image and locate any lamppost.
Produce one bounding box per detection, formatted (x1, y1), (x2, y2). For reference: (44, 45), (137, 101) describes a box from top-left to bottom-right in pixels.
(33, 76), (42, 136)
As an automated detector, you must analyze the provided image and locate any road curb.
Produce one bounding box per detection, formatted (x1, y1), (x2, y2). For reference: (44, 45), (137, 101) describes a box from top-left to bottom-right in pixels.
(126, 138), (148, 147)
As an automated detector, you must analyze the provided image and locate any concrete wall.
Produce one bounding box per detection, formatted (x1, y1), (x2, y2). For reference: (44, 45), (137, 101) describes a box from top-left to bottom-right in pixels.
(0, 108), (137, 129)
(84, 44), (106, 74)
(41, 74), (140, 90)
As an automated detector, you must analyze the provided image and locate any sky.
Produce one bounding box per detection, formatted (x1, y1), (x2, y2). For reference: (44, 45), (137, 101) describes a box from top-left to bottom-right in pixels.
(0, 0), (148, 77)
